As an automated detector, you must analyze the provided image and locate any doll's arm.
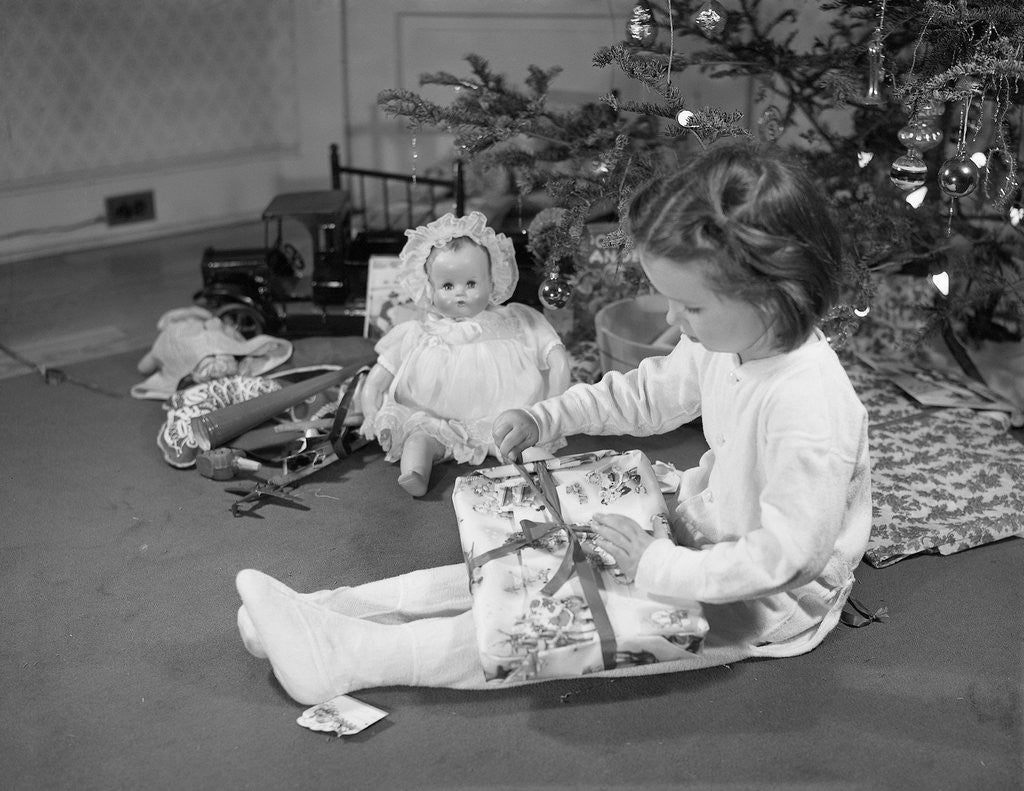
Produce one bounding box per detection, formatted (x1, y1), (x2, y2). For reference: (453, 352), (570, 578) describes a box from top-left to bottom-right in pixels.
(359, 362), (394, 437)
(544, 345), (571, 397)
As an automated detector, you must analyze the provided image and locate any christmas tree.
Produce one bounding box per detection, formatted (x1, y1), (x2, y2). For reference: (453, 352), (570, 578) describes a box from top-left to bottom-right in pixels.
(377, 1), (1023, 379)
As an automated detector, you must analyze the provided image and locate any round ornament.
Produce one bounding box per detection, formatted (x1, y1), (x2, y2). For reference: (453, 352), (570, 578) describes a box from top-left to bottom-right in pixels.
(588, 154), (612, 175)
(694, 1), (727, 37)
(889, 152), (928, 191)
(538, 274), (572, 310)
(937, 155), (980, 198)
(896, 120), (943, 153)
(756, 105), (784, 143)
(626, 2), (658, 47)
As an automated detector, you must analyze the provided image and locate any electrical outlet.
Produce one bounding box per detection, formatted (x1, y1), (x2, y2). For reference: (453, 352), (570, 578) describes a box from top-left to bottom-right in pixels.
(105, 190), (155, 225)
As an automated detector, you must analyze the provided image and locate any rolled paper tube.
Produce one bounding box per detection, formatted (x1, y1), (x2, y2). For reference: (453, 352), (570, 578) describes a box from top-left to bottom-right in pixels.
(191, 358), (374, 451)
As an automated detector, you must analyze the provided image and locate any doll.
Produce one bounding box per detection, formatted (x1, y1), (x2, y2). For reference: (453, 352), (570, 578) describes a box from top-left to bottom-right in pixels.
(360, 211), (570, 496)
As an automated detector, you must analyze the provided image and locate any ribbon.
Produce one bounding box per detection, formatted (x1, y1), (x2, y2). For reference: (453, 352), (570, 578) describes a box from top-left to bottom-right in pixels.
(465, 461), (620, 671)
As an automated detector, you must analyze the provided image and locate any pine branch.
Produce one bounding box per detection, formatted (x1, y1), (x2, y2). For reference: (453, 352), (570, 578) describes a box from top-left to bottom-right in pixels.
(375, 3), (1024, 346)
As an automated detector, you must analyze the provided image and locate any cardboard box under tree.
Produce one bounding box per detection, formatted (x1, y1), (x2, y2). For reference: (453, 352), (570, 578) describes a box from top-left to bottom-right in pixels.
(454, 449), (708, 683)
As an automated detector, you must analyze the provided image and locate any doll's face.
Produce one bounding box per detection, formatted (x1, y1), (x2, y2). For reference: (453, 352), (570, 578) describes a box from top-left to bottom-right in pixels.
(427, 243), (493, 319)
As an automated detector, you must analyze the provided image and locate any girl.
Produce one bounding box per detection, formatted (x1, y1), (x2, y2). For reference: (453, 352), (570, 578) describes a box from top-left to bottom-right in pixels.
(235, 141), (871, 704)
(359, 211), (570, 496)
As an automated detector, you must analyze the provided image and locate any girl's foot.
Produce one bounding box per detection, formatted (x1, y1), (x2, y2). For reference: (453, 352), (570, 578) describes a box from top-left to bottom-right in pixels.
(236, 569), (348, 704)
(237, 605), (267, 658)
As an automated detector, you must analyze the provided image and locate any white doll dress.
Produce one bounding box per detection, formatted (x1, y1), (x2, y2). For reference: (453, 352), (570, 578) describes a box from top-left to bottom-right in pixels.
(368, 303), (568, 465)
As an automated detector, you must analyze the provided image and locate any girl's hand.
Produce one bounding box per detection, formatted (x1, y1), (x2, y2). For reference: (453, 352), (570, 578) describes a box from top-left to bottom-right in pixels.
(492, 409), (540, 461)
(591, 514), (660, 582)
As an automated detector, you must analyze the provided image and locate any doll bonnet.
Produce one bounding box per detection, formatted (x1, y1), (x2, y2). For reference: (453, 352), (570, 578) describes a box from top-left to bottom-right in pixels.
(399, 211), (518, 309)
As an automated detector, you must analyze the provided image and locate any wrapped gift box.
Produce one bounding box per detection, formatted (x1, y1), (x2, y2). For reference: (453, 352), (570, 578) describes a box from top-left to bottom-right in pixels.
(454, 449), (708, 683)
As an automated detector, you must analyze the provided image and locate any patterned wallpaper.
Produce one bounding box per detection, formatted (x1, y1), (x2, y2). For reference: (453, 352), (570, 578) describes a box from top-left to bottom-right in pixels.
(0, 0), (299, 188)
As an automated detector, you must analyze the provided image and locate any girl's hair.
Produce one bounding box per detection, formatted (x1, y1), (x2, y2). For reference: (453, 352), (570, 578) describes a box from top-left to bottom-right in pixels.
(627, 140), (844, 351)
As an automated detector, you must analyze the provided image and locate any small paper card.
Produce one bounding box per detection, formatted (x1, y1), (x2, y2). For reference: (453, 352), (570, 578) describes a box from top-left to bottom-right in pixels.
(296, 694), (388, 737)
(363, 254), (421, 341)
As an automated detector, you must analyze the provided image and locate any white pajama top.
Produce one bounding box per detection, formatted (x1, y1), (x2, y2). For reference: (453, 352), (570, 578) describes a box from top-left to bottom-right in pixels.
(527, 332), (872, 656)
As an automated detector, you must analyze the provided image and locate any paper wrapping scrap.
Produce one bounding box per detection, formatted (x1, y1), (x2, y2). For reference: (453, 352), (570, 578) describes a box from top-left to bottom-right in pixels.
(454, 449), (708, 683)
(297, 694), (387, 737)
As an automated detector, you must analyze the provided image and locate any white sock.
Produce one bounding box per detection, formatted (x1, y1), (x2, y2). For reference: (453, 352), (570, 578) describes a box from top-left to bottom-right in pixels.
(237, 604), (267, 658)
(235, 569), (485, 704)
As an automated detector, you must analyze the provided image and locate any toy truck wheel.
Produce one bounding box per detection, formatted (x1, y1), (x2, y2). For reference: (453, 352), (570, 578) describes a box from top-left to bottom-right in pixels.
(215, 303), (266, 339)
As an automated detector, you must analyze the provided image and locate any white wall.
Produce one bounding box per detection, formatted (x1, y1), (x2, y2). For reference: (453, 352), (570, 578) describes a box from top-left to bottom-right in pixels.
(1, 0), (758, 264)
(0, 0), (345, 264)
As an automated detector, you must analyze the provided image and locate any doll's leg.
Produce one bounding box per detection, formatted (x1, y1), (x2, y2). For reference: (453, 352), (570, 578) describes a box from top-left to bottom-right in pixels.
(236, 569), (486, 704)
(397, 431), (445, 496)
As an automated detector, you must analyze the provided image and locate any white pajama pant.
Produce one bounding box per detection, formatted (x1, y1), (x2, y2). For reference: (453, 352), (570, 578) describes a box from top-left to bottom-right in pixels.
(236, 564), (766, 705)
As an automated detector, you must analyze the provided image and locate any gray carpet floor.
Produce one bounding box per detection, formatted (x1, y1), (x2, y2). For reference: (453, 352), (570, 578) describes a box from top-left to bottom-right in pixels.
(1, 348), (1020, 791)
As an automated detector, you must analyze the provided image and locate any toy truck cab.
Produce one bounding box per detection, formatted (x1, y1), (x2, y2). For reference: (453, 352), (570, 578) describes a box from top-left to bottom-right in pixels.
(194, 145), (468, 339)
(194, 190), (364, 337)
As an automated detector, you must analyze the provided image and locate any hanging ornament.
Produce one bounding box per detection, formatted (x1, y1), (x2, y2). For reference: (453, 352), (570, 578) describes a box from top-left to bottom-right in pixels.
(861, 0), (888, 106)
(896, 120), (943, 153)
(937, 95), (980, 200)
(537, 272), (572, 310)
(889, 150), (928, 191)
(588, 154), (612, 175)
(410, 134), (419, 184)
(862, 28), (884, 106)
(676, 109), (695, 127)
(913, 96), (945, 119)
(985, 148), (1019, 210)
(694, 1), (727, 37)
(626, 1), (658, 47)
(937, 155), (980, 198)
(756, 105), (784, 143)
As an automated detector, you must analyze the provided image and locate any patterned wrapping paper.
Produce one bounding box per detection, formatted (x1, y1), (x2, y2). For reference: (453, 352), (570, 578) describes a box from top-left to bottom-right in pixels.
(864, 406), (1024, 567)
(841, 354), (1024, 567)
(157, 375), (281, 468)
(841, 352), (932, 427)
(453, 450), (708, 683)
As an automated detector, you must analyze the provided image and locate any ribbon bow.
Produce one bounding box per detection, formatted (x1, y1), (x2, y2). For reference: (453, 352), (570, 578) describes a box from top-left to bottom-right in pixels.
(464, 459), (619, 672)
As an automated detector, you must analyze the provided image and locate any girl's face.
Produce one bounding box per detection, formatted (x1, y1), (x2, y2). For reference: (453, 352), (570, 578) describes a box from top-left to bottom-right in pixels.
(639, 249), (776, 363)
(428, 244), (493, 319)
